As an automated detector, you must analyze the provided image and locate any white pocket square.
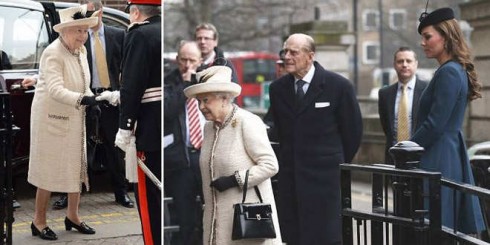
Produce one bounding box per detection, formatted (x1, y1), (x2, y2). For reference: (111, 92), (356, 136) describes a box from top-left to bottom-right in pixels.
(315, 102), (330, 108)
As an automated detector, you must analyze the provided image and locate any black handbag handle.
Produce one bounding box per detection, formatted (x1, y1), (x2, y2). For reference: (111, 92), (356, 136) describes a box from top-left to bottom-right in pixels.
(241, 170), (264, 204)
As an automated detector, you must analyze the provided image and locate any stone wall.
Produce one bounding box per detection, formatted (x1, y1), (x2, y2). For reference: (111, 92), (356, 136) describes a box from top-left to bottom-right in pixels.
(461, 0), (490, 145)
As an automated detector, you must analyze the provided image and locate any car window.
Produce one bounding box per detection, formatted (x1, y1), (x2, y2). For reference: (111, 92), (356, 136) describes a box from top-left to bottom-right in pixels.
(0, 6), (49, 70)
(102, 15), (128, 29)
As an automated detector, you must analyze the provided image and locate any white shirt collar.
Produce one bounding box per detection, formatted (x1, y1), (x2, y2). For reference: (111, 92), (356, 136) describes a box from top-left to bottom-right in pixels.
(398, 75), (416, 90)
(89, 24), (105, 37)
(203, 50), (216, 65)
(297, 64), (315, 84)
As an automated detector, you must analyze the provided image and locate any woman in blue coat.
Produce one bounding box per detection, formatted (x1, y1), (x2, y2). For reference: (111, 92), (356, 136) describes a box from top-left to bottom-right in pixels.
(413, 7), (484, 233)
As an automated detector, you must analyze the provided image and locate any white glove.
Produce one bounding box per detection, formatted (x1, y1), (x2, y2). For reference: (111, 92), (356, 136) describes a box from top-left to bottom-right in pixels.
(125, 136), (138, 183)
(115, 128), (132, 152)
(95, 90), (120, 106)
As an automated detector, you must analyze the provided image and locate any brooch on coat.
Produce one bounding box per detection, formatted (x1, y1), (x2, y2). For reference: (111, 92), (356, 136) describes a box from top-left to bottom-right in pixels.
(231, 118), (238, 128)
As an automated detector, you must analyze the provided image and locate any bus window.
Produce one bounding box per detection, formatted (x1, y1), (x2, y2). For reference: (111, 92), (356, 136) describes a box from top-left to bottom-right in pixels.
(243, 59), (276, 83)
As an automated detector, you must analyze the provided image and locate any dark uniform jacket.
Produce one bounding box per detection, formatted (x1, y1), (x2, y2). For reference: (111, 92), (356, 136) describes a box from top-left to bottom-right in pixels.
(119, 15), (161, 152)
(378, 78), (428, 163)
(269, 61), (362, 244)
(163, 68), (191, 171)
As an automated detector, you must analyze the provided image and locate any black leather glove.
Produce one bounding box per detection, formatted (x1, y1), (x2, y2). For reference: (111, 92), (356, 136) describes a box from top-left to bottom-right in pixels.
(210, 175), (238, 192)
(81, 96), (98, 106)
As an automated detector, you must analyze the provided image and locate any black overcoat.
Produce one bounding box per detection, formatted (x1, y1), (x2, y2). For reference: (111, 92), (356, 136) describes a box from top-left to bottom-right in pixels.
(269, 61), (362, 244)
(119, 16), (161, 152)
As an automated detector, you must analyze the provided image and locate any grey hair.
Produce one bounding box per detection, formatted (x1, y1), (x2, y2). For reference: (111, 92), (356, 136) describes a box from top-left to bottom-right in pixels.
(130, 4), (161, 17)
(213, 92), (236, 103)
(85, 0), (102, 10)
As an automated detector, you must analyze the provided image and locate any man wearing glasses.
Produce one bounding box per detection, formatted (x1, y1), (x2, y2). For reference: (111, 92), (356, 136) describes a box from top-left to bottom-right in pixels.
(194, 23), (237, 82)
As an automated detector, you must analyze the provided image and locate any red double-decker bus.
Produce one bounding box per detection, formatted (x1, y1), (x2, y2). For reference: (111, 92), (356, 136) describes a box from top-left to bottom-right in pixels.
(225, 51), (278, 108)
(164, 51), (279, 109)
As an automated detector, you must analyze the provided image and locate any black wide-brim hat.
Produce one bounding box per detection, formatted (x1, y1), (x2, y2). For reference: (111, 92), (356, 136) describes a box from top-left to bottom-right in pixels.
(418, 7), (455, 34)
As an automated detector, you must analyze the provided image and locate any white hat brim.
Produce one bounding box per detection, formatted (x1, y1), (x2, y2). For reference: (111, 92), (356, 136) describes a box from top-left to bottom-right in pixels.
(53, 17), (98, 33)
(184, 82), (241, 98)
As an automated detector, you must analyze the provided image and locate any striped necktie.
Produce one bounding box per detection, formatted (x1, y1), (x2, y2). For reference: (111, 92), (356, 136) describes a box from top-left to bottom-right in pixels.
(187, 98), (203, 149)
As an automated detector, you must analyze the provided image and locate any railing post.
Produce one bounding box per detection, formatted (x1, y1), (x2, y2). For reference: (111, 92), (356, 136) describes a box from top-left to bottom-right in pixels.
(389, 141), (425, 245)
(371, 173), (384, 244)
(428, 174), (441, 244)
(0, 92), (15, 245)
(341, 167), (353, 245)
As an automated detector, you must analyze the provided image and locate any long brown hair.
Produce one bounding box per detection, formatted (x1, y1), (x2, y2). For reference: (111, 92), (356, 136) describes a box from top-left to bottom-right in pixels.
(434, 19), (482, 101)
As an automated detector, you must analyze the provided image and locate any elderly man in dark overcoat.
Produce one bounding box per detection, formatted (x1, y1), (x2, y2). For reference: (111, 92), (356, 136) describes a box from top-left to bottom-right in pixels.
(269, 33), (363, 245)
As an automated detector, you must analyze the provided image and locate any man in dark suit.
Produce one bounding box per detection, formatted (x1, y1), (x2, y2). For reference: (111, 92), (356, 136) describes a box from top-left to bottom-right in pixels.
(164, 40), (204, 245)
(269, 33), (363, 245)
(378, 47), (428, 163)
(52, 0), (133, 209)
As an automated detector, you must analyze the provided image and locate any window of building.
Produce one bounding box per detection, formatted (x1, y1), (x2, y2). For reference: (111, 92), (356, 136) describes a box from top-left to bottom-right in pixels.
(389, 9), (406, 30)
(363, 41), (380, 65)
(363, 9), (379, 31)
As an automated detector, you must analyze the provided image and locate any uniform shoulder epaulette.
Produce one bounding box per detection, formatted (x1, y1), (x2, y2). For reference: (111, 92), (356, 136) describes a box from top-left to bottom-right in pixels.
(127, 21), (150, 31)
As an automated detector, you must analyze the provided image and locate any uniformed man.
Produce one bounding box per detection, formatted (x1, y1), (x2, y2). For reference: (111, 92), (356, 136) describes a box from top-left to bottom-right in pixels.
(113, 0), (161, 244)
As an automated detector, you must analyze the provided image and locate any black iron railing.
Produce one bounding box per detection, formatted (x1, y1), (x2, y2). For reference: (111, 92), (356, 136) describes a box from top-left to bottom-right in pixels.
(341, 149), (490, 245)
(0, 92), (17, 245)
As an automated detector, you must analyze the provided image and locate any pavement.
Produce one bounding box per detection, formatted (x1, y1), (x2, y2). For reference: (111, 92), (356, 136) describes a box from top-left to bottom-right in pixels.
(10, 172), (144, 245)
(7, 171), (380, 245)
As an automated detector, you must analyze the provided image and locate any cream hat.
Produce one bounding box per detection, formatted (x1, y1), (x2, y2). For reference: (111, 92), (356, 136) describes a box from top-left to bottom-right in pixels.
(184, 66), (241, 98)
(53, 4), (98, 33)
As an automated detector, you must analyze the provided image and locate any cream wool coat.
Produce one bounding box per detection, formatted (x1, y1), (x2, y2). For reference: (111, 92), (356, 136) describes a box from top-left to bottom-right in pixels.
(200, 106), (282, 245)
(28, 39), (93, 193)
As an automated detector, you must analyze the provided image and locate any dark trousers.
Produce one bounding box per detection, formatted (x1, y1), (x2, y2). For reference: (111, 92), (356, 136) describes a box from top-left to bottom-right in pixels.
(87, 103), (128, 196)
(99, 104), (128, 196)
(134, 150), (161, 245)
(165, 148), (203, 245)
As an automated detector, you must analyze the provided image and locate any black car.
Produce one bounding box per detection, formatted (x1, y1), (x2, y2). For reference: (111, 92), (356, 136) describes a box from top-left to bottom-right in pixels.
(0, 0), (128, 176)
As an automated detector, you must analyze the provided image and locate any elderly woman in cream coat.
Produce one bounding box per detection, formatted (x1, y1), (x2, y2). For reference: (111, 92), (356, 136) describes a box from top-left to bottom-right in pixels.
(28, 5), (102, 241)
(184, 66), (282, 245)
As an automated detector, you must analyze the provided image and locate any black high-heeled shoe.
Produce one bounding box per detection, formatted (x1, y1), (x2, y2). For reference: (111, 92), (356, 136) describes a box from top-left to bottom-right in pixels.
(31, 222), (58, 240)
(64, 217), (96, 234)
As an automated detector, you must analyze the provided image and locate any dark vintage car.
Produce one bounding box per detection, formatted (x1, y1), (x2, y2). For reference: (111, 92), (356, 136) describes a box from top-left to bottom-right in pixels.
(0, 0), (129, 177)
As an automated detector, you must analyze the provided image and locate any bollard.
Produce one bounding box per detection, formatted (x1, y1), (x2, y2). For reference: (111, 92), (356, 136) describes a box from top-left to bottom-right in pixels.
(389, 141), (424, 169)
(389, 141), (425, 245)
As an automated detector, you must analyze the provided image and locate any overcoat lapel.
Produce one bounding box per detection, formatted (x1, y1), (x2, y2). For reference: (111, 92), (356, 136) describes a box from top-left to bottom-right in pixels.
(387, 84), (397, 136)
(278, 75), (296, 111)
(104, 26), (114, 64)
(411, 79), (424, 134)
(296, 75), (323, 115)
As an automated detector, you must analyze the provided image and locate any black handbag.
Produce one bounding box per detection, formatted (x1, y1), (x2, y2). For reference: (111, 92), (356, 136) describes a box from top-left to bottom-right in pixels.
(232, 170), (276, 240)
(86, 106), (106, 172)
